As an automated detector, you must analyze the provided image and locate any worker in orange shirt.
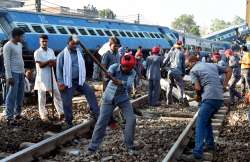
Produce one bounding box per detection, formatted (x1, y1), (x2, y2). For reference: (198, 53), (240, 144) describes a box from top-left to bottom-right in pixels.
(239, 46), (250, 97)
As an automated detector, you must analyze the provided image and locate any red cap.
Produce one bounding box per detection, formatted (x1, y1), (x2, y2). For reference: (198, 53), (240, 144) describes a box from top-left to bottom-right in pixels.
(121, 54), (136, 71)
(224, 49), (233, 57)
(212, 52), (221, 60)
(135, 51), (143, 58)
(176, 40), (183, 46)
(152, 46), (160, 55)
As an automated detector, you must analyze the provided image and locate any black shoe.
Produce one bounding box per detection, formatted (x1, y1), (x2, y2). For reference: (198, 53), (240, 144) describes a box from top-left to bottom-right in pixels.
(180, 154), (202, 162)
(85, 148), (99, 156)
(61, 123), (73, 130)
(7, 119), (19, 126)
(14, 115), (23, 120)
(204, 145), (216, 152)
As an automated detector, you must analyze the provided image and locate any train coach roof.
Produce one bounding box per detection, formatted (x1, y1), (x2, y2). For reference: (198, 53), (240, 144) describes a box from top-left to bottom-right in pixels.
(0, 7), (171, 31)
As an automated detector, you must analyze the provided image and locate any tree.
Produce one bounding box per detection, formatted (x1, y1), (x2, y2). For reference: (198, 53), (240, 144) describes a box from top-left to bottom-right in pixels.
(99, 9), (116, 19)
(210, 19), (231, 32)
(232, 16), (245, 25)
(171, 14), (200, 36)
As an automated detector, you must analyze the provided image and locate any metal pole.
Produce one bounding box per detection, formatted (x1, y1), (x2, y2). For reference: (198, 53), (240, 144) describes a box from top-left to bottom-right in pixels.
(51, 67), (55, 118)
(137, 14), (140, 24)
(35, 0), (41, 12)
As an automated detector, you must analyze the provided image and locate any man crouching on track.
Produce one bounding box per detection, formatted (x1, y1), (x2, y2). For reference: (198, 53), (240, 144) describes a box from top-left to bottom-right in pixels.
(88, 54), (138, 155)
(184, 56), (232, 161)
(56, 36), (99, 128)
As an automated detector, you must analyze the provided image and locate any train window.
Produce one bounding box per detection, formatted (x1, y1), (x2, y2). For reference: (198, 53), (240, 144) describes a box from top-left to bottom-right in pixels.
(104, 30), (113, 36)
(44, 25), (56, 34)
(96, 29), (105, 36)
(159, 33), (165, 38)
(68, 27), (78, 35)
(78, 28), (88, 35)
(119, 31), (127, 37)
(112, 30), (120, 37)
(138, 32), (144, 38)
(31, 25), (44, 33)
(143, 32), (150, 38)
(17, 24), (31, 33)
(154, 33), (160, 38)
(87, 29), (97, 35)
(126, 31), (133, 37)
(56, 26), (68, 34)
(149, 33), (156, 38)
(132, 32), (139, 38)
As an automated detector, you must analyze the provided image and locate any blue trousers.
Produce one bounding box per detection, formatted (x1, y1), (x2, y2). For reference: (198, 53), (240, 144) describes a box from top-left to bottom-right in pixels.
(193, 99), (223, 158)
(5, 72), (24, 120)
(148, 79), (160, 106)
(60, 82), (99, 125)
(229, 76), (241, 103)
(89, 97), (136, 151)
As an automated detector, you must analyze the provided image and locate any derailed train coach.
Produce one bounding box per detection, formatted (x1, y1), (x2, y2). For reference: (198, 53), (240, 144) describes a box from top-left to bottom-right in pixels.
(0, 8), (231, 68)
(0, 8), (175, 65)
(172, 30), (231, 52)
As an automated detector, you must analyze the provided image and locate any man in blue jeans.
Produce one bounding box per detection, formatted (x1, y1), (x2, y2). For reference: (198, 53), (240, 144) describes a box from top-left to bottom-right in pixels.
(163, 41), (186, 105)
(146, 46), (163, 106)
(56, 36), (99, 128)
(185, 56), (232, 161)
(88, 54), (137, 155)
(3, 28), (25, 125)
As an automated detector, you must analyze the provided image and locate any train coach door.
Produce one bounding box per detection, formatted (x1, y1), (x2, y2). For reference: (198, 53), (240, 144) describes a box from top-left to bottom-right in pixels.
(158, 27), (174, 46)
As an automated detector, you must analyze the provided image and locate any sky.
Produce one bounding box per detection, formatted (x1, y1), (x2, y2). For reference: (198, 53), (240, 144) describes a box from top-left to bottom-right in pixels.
(45, 0), (245, 28)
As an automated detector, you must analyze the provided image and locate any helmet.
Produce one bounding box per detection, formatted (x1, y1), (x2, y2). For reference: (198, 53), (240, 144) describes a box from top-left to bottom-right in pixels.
(151, 46), (160, 54)
(135, 51), (143, 59)
(121, 54), (136, 71)
(224, 49), (233, 57)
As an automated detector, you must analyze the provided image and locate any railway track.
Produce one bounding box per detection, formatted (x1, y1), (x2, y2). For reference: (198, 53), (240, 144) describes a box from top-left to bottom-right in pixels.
(162, 103), (229, 162)
(0, 95), (148, 162)
(1, 81), (229, 162)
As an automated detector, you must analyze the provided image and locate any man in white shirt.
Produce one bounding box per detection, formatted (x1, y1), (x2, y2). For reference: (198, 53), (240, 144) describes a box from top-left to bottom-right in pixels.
(34, 34), (64, 121)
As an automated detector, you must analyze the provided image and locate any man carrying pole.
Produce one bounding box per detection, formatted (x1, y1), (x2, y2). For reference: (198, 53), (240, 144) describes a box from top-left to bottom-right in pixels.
(34, 34), (64, 121)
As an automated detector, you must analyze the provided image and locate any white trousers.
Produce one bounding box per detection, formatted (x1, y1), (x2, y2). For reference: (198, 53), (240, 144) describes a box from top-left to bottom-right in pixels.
(38, 88), (64, 119)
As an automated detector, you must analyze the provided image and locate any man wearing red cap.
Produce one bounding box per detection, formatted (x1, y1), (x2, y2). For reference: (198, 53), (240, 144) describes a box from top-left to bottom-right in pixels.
(163, 41), (185, 105)
(211, 52), (221, 64)
(88, 54), (138, 155)
(146, 46), (163, 106)
(134, 50), (145, 88)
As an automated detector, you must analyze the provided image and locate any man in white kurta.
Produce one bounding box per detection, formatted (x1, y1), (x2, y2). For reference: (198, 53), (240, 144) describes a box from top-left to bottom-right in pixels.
(34, 34), (64, 121)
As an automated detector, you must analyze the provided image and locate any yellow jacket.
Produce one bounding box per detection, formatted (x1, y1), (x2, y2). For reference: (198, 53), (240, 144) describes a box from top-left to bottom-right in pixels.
(240, 52), (250, 69)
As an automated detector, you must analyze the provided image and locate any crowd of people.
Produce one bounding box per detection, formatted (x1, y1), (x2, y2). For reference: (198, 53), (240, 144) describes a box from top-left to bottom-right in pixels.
(1, 27), (250, 159)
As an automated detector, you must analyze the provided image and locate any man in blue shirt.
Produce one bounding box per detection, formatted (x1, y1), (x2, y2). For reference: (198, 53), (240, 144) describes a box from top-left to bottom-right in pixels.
(185, 56), (232, 161)
(101, 37), (121, 91)
(225, 49), (242, 105)
(88, 54), (137, 155)
(56, 36), (99, 128)
(146, 46), (163, 106)
(163, 41), (186, 105)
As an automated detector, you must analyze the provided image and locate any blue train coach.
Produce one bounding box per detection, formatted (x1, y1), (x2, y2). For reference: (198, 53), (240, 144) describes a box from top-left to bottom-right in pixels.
(0, 8), (175, 56)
